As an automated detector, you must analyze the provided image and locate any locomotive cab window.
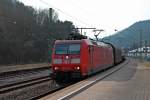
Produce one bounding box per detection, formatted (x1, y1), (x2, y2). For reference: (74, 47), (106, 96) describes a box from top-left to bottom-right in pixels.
(68, 44), (80, 54)
(55, 44), (68, 54)
(55, 44), (80, 54)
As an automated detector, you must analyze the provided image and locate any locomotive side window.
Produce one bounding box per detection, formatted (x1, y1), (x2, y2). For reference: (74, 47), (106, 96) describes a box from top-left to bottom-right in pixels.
(55, 44), (80, 54)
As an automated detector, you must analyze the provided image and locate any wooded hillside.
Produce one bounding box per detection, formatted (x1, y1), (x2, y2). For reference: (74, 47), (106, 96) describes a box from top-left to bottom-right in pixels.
(0, 0), (78, 64)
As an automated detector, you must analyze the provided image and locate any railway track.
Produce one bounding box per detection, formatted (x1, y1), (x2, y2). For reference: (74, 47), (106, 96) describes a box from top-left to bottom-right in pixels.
(0, 67), (55, 100)
(0, 66), (73, 100)
(0, 59), (128, 100)
(0, 77), (59, 100)
(0, 68), (51, 87)
(0, 76), (51, 94)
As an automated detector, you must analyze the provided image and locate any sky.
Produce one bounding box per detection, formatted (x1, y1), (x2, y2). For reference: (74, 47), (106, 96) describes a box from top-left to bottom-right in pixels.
(19, 0), (150, 38)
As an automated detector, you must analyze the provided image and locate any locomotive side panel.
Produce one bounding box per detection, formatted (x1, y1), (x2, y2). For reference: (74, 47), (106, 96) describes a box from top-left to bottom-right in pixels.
(80, 40), (90, 76)
(88, 44), (114, 75)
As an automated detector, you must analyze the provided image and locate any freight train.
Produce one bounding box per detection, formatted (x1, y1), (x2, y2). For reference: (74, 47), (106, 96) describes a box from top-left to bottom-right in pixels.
(51, 37), (123, 79)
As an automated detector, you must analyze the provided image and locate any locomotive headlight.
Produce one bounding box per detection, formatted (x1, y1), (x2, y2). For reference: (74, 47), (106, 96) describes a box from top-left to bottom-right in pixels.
(77, 67), (80, 70)
(75, 66), (80, 70)
(54, 67), (58, 70)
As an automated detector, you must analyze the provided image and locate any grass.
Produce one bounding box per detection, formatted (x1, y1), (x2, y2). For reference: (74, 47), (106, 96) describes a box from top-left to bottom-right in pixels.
(143, 61), (150, 67)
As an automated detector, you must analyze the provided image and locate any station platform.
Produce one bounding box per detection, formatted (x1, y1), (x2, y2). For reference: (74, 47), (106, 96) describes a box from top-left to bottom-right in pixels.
(0, 63), (50, 73)
(71, 59), (150, 100)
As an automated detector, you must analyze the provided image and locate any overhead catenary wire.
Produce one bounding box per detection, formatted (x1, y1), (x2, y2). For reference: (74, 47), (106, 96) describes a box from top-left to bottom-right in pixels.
(65, 0), (94, 27)
(69, 0), (90, 16)
(39, 0), (95, 28)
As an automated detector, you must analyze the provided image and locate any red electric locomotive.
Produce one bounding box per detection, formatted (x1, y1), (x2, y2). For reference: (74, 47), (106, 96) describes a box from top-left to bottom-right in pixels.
(51, 38), (121, 79)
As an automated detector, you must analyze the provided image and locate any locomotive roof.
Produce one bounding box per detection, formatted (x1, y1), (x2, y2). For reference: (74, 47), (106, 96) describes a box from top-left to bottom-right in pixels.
(83, 39), (111, 46)
(55, 39), (113, 48)
(55, 40), (81, 44)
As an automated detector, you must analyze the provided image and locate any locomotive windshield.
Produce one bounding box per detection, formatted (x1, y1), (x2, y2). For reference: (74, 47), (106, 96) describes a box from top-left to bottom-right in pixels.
(55, 44), (80, 54)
